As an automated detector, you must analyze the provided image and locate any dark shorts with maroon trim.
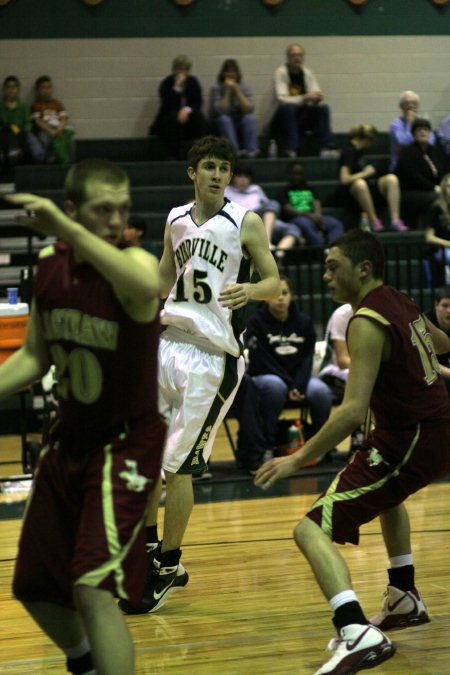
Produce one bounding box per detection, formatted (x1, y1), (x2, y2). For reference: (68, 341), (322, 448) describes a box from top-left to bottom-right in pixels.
(13, 411), (166, 607)
(306, 420), (450, 545)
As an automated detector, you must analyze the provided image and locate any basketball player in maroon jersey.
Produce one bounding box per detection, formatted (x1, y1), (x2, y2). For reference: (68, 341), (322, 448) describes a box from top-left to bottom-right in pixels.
(5, 159), (166, 675)
(256, 229), (450, 674)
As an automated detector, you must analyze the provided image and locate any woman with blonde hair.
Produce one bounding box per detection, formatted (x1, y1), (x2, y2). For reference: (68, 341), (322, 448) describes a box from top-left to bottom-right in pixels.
(337, 123), (407, 232)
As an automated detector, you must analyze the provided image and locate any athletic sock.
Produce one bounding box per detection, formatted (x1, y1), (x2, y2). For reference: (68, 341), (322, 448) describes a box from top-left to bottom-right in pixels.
(145, 524), (159, 544)
(157, 546), (181, 567)
(388, 564), (415, 592)
(332, 601), (368, 629)
(66, 652), (95, 674)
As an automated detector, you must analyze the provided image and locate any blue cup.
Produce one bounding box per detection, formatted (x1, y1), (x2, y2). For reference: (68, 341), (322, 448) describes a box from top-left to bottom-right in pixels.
(7, 287), (18, 304)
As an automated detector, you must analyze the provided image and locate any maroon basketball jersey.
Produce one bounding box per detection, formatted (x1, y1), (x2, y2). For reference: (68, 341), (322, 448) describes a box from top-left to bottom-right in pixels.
(34, 241), (160, 439)
(350, 285), (450, 430)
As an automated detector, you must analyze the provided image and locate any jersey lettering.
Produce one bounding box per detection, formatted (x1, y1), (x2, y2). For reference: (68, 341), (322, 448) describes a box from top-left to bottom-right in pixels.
(50, 343), (103, 404)
(410, 315), (440, 385)
(174, 269), (212, 304)
(174, 237), (228, 272)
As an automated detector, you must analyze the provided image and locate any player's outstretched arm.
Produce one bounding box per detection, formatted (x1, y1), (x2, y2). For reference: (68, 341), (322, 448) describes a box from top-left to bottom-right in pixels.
(255, 316), (385, 490)
(6, 193), (159, 314)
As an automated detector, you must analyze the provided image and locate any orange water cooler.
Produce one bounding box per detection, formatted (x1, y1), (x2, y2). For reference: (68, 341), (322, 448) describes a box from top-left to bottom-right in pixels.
(0, 303), (29, 363)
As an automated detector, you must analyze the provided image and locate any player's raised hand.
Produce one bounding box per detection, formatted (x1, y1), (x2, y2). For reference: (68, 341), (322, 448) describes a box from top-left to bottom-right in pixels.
(5, 193), (69, 238)
(253, 455), (299, 490)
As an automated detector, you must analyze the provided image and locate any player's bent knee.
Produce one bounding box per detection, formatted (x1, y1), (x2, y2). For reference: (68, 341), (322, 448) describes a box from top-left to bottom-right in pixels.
(294, 516), (326, 552)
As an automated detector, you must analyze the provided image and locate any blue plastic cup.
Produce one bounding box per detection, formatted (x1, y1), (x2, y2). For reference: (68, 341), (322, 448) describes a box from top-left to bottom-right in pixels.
(7, 287), (18, 304)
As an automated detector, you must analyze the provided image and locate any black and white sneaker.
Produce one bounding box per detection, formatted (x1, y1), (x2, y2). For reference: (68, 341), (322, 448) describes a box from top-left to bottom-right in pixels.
(119, 551), (189, 615)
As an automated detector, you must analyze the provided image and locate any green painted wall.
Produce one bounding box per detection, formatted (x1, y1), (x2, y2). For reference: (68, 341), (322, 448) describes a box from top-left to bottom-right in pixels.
(0, 0), (448, 40)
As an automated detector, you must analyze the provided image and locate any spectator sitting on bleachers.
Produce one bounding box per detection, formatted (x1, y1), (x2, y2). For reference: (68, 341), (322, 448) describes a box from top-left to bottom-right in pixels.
(396, 117), (446, 229)
(279, 161), (345, 246)
(318, 302), (364, 456)
(0, 76), (32, 182)
(29, 75), (75, 165)
(265, 43), (336, 158)
(245, 274), (332, 455)
(337, 123), (407, 232)
(389, 90), (435, 171)
(209, 59), (260, 158)
(149, 54), (208, 159)
(229, 372), (268, 475)
(424, 285), (450, 394)
(436, 113), (450, 168)
(123, 213), (147, 247)
(224, 161), (300, 262)
(425, 173), (450, 280)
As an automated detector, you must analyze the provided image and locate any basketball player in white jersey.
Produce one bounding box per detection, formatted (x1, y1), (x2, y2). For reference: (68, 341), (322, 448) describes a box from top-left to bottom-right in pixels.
(119, 135), (280, 615)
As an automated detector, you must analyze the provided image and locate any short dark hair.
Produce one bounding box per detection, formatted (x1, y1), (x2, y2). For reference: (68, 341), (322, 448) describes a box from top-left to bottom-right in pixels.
(34, 75), (52, 91)
(218, 59), (242, 83)
(333, 229), (385, 279)
(411, 117), (432, 135)
(279, 273), (292, 292)
(435, 286), (450, 302)
(64, 158), (129, 205)
(127, 214), (147, 236)
(3, 75), (19, 90)
(187, 135), (235, 171)
(233, 161), (253, 178)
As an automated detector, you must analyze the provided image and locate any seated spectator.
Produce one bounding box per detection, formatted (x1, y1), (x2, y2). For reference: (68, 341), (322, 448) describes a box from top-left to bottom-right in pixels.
(224, 161), (300, 261)
(436, 113), (450, 167)
(396, 117), (446, 229)
(389, 90), (435, 171)
(279, 161), (344, 246)
(29, 75), (75, 164)
(0, 75), (32, 182)
(246, 274), (332, 455)
(265, 43), (336, 158)
(425, 286), (450, 394)
(337, 123), (407, 232)
(209, 59), (259, 158)
(319, 303), (364, 455)
(425, 173), (450, 282)
(123, 213), (147, 247)
(149, 54), (208, 159)
(229, 372), (268, 475)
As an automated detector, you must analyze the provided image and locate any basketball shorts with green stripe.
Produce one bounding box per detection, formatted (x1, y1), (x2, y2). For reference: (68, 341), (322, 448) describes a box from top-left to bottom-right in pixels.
(13, 411), (166, 607)
(158, 329), (245, 475)
(305, 420), (450, 544)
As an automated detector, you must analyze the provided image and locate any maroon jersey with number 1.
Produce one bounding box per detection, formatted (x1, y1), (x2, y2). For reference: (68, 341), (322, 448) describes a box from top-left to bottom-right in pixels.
(350, 285), (450, 431)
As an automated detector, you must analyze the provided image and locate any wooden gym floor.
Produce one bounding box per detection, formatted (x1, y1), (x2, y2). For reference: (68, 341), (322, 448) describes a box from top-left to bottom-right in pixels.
(1, 428), (449, 674)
